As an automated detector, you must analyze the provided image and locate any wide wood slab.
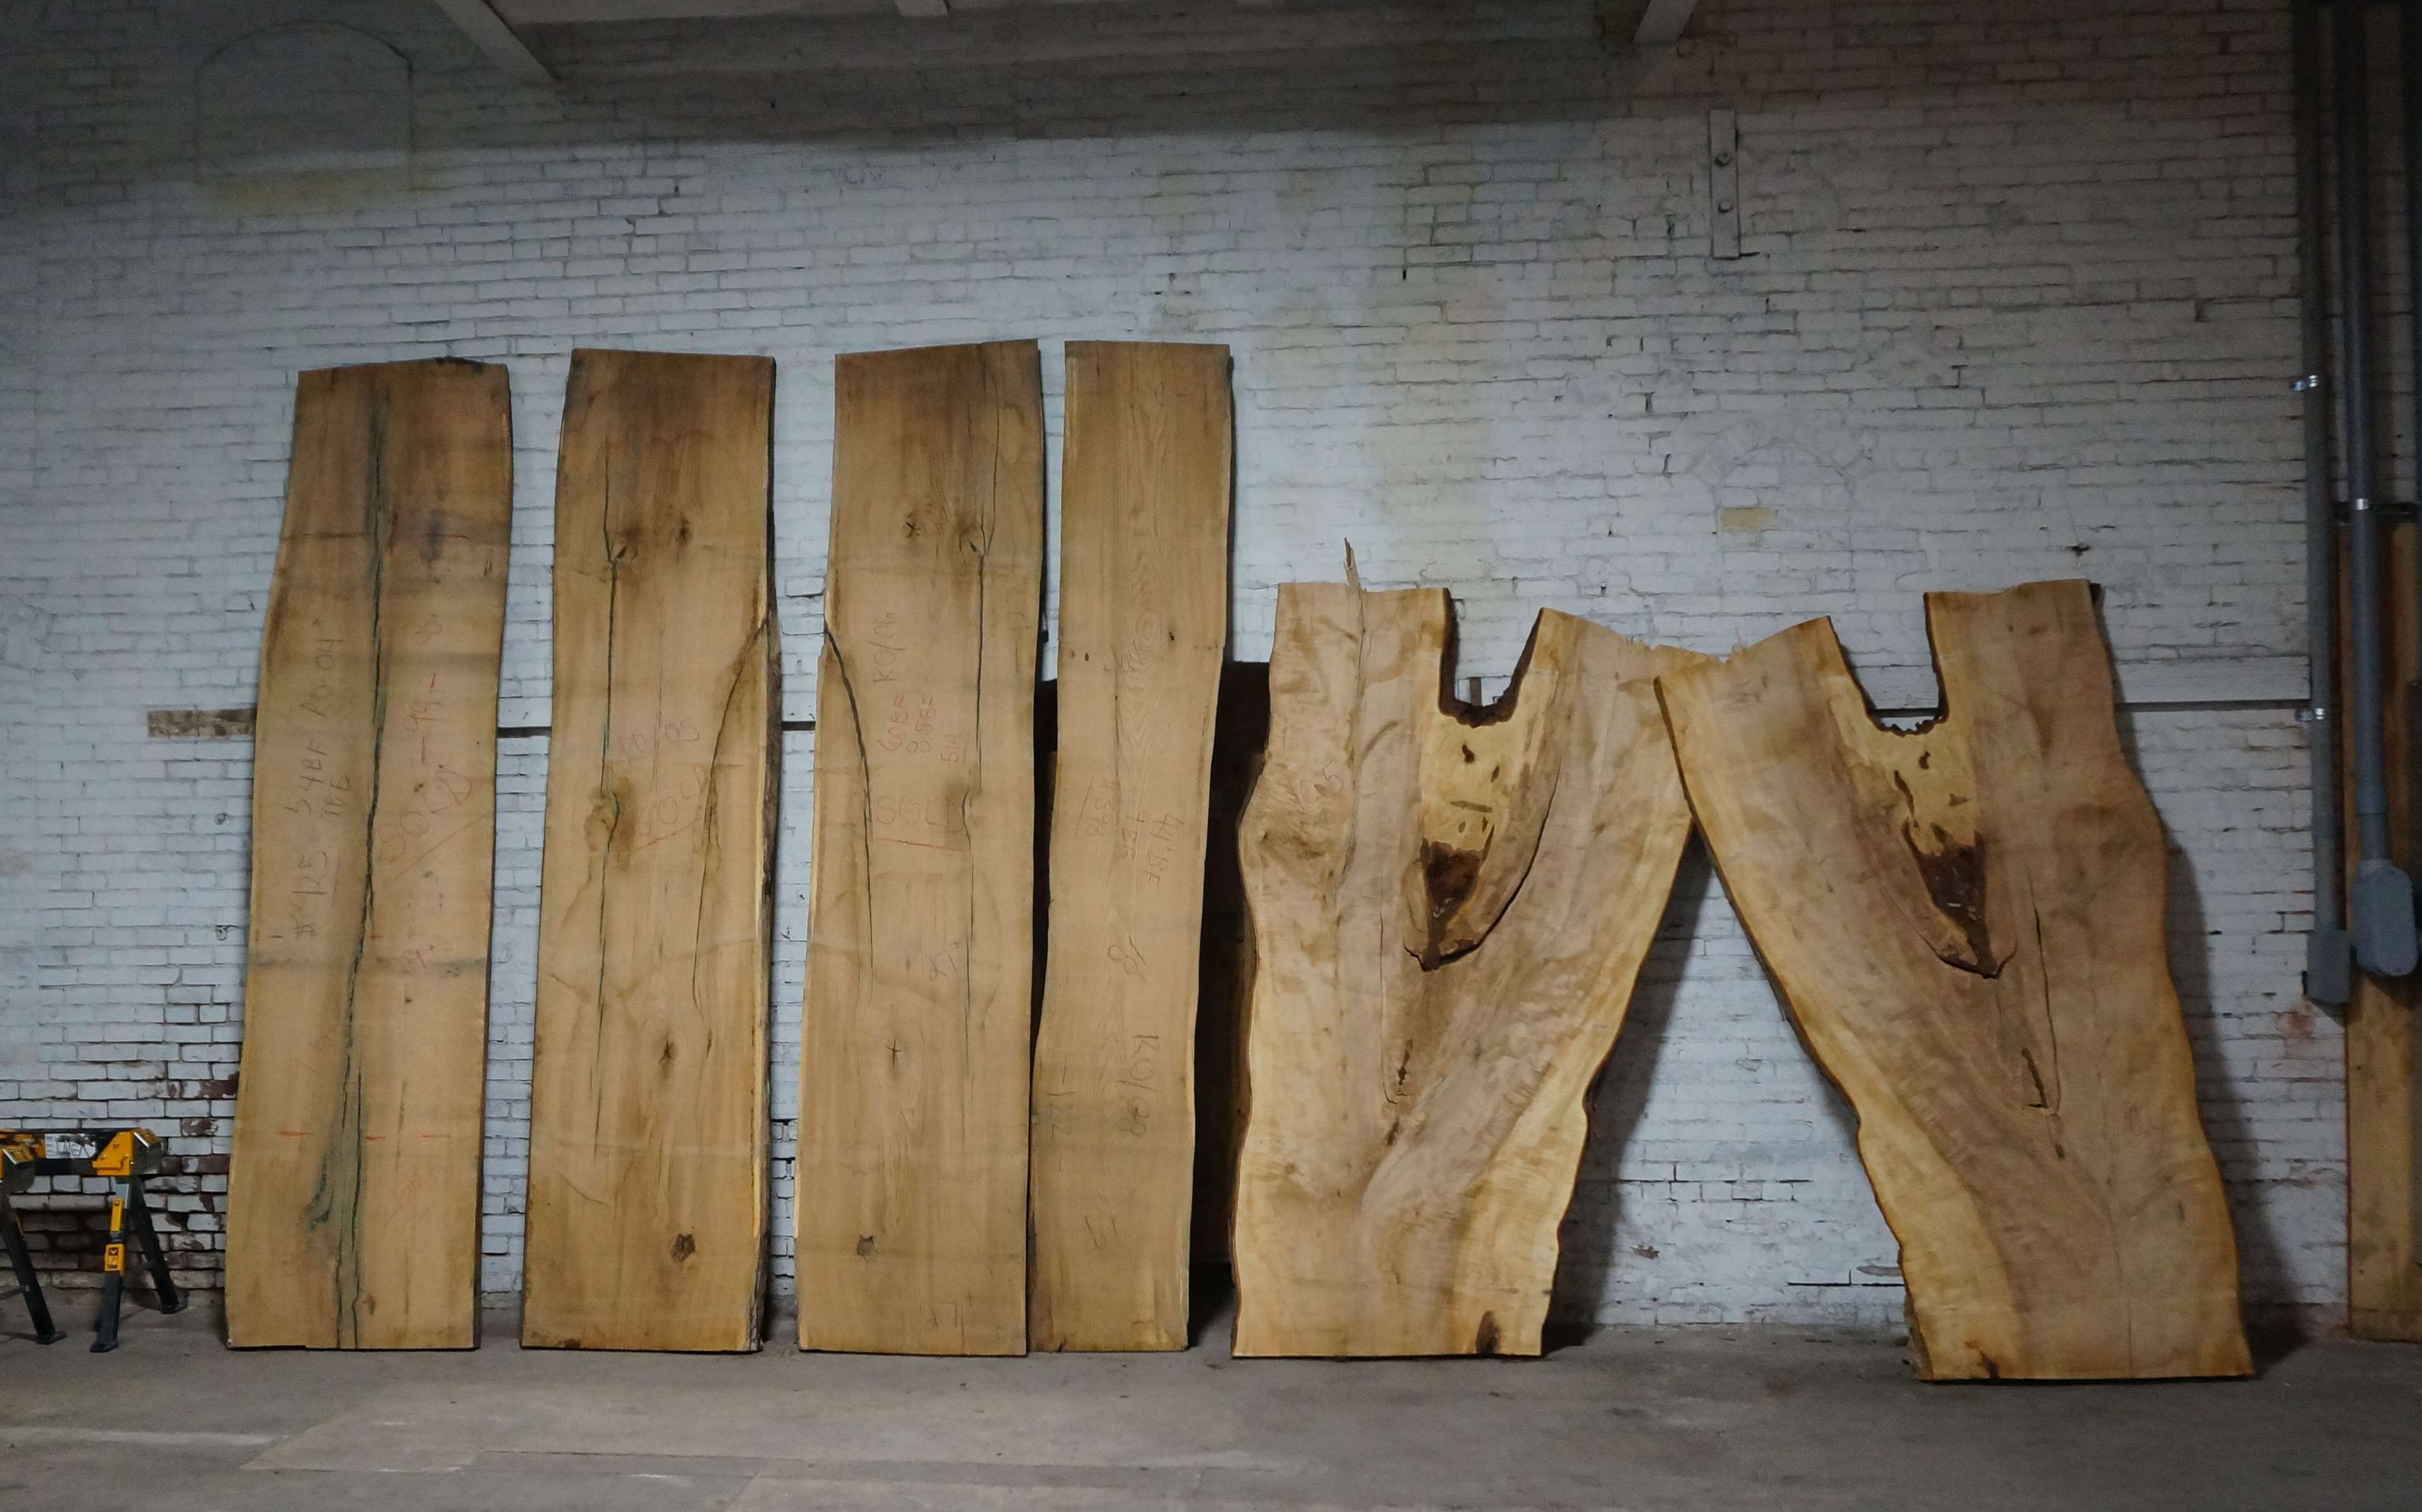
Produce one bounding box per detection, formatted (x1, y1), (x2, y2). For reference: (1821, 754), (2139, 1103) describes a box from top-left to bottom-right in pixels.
(1029, 341), (1232, 1352)
(798, 341), (1043, 1356)
(227, 358), (511, 1350)
(522, 349), (777, 1353)
(1230, 581), (1702, 1357)
(1658, 579), (2251, 1379)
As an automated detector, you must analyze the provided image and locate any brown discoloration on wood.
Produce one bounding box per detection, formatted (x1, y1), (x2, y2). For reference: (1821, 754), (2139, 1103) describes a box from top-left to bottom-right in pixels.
(799, 341), (1042, 1357)
(1230, 585), (1702, 1358)
(147, 708), (256, 739)
(226, 358), (511, 1350)
(1029, 342), (1230, 1353)
(522, 349), (777, 1354)
(1659, 579), (2251, 1380)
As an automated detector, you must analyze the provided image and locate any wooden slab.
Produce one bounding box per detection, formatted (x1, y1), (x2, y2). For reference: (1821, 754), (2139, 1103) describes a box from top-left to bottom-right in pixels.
(227, 358), (511, 1350)
(1028, 341), (1232, 1352)
(1230, 582), (1703, 1357)
(521, 349), (777, 1353)
(798, 341), (1043, 1356)
(2347, 523), (2422, 1341)
(1659, 579), (2251, 1380)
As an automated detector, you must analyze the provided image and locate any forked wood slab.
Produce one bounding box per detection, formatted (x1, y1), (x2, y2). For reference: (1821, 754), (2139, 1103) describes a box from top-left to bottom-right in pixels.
(799, 341), (1043, 1356)
(1230, 581), (1703, 1357)
(1029, 341), (1232, 1352)
(1658, 579), (2251, 1379)
(227, 358), (511, 1349)
(522, 349), (777, 1353)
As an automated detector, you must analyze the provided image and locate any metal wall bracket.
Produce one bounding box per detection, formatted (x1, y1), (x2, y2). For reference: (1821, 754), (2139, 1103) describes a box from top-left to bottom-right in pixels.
(1709, 108), (1741, 260)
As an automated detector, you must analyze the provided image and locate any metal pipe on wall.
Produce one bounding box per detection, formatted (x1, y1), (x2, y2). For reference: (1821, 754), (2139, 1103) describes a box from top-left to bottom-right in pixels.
(2302, 0), (2352, 1005)
(2333, 0), (2419, 979)
(2403, 0), (2422, 891)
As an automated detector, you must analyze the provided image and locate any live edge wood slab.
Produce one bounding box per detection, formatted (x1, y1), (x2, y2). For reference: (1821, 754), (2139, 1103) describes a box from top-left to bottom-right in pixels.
(798, 341), (1044, 1356)
(1230, 578), (1703, 1357)
(1028, 342), (1232, 1353)
(227, 358), (511, 1350)
(1658, 579), (2251, 1380)
(521, 350), (778, 1353)
(2343, 524), (2422, 1342)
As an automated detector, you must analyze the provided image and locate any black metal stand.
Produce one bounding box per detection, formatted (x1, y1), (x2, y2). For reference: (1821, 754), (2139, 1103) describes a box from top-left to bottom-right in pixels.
(0, 1128), (183, 1352)
(90, 1174), (182, 1353)
(0, 1185), (66, 1345)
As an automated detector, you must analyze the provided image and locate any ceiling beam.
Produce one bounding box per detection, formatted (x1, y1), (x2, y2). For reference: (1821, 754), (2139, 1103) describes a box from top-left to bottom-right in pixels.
(1597, 0), (1697, 49)
(1631, 0), (1697, 45)
(428, 0), (556, 82)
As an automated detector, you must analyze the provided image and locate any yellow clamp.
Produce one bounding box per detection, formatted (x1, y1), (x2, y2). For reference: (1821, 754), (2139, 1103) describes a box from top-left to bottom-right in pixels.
(90, 1131), (140, 1178)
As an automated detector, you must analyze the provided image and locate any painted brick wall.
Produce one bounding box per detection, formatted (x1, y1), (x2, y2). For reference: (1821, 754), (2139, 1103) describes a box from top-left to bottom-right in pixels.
(1, 0), (2338, 1330)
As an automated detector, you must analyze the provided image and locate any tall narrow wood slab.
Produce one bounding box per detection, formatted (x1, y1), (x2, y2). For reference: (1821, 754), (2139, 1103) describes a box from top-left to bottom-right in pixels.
(1029, 342), (1232, 1352)
(2346, 524), (2422, 1341)
(522, 349), (777, 1353)
(799, 341), (1043, 1356)
(1659, 579), (2251, 1380)
(227, 358), (511, 1350)
(1230, 583), (1703, 1357)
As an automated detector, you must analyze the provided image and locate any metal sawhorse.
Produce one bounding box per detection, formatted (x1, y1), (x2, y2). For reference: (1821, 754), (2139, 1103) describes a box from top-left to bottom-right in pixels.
(1, 1128), (185, 1351)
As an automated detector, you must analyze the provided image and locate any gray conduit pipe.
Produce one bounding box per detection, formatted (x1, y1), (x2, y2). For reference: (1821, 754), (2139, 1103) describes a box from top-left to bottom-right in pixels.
(2333, 0), (2418, 978)
(2302, 0), (2352, 1005)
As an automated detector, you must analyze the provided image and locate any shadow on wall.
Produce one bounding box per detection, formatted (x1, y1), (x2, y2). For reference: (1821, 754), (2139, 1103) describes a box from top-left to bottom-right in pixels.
(520, 1), (1681, 146)
(195, 21), (416, 210)
(1547, 837), (1718, 1337)
(2110, 701), (2297, 1358)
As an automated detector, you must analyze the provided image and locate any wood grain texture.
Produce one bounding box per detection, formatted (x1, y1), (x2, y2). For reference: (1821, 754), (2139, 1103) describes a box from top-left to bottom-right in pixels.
(1659, 579), (2251, 1380)
(798, 341), (1043, 1356)
(1028, 342), (1232, 1353)
(2346, 523), (2422, 1342)
(227, 358), (511, 1350)
(522, 349), (777, 1353)
(1230, 582), (1702, 1357)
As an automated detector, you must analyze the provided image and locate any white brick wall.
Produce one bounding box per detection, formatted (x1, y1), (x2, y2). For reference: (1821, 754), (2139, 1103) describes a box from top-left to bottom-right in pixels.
(1, 0), (2340, 1328)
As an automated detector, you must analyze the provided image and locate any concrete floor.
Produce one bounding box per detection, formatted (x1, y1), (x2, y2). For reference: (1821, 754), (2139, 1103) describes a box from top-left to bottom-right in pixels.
(1, 1295), (2415, 1511)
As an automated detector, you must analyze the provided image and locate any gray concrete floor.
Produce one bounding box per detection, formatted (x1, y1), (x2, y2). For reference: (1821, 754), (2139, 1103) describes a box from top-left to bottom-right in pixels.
(1, 1293), (2415, 1511)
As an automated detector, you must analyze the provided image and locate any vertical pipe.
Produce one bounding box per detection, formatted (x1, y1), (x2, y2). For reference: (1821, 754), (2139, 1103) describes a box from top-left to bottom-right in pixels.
(2336, 0), (2420, 978)
(2404, 0), (2422, 866)
(2304, 0), (2352, 1004)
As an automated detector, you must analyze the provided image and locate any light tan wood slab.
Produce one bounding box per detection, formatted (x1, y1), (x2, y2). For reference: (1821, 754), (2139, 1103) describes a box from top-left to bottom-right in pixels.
(1028, 341), (1232, 1353)
(522, 349), (777, 1353)
(1659, 579), (2252, 1380)
(1230, 582), (1702, 1357)
(798, 341), (1043, 1356)
(227, 358), (511, 1350)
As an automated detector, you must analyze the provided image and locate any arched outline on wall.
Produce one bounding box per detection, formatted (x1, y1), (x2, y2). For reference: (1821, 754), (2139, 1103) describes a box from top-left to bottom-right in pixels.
(194, 21), (413, 187)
